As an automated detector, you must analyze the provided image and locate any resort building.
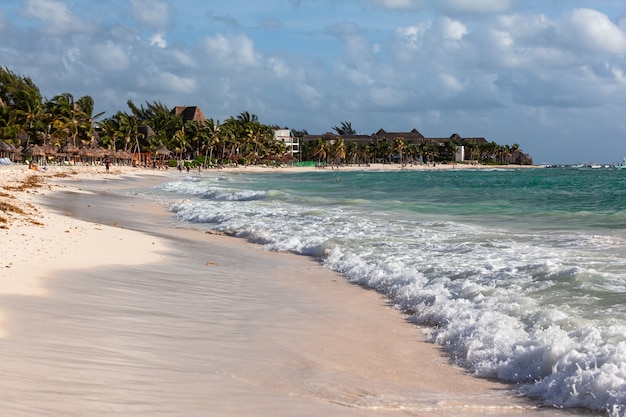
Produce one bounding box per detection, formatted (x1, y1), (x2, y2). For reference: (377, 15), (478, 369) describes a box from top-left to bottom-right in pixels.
(301, 128), (533, 165)
(274, 129), (299, 158)
(172, 106), (207, 123)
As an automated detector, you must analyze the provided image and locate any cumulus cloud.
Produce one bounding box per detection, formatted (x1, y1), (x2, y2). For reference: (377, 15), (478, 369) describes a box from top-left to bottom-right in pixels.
(3, 0), (626, 163)
(327, 22), (377, 64)
(365, 0), (423, 10)
(23, 0), (93, 35)
(202, 33), (260, 69)
(295, 83), (322, 109)
(393, 21), (431, 59)
(560, 8), (626, 54)
(88, 41), (130, 71)
(150, 32), (167, 48)
(439, 0), (512, 14)
(267, 57), (290, 79)
(438, 16), (467, 48)
(130, 0), (170, 32)
(137, 71), (197, 94)
(440, 73), (465, 93)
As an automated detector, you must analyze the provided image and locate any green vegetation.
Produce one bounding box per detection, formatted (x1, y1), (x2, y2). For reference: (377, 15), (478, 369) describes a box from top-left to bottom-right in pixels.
(0, 67), (290, 167)
(0, 67), (529, 166)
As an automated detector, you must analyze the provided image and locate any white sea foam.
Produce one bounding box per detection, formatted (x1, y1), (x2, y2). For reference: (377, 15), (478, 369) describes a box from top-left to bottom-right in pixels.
(154, 174), (626, 416)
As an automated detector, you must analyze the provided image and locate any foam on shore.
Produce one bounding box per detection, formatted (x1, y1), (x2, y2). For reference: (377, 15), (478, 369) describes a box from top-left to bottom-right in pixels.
(0, 164), (570, 417)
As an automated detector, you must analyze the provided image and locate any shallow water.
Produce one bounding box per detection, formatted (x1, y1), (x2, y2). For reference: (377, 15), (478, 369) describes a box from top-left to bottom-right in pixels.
(145, 167), (626, 416)
(0, 175), (581, 416)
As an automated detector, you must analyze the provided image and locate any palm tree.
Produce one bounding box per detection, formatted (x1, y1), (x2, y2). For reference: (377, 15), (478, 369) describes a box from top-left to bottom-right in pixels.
(48, 93), (94, 147)
(115, 112), (143, 155)
(373, 138), (391, 163)
(15, 89), (44, 147)
(236, 111), (259, 125)
(311, 138), (328, 164)
(463, 140), (479, 162)
(332, 121), (356, 135)
(420, 142), (437, 164)
(200, 118), (220, 166)
(346, 141), (359, 165)
(76, 95), (105, 144)
(358, 143), (373, 165)
(97, 118), (118, 151)
(405, 143), (420, 164)
(328, 137), (346, 165)
(0, 105), (20, 146)
(392, 137), (406, 165)
(127, 99), (182, 149)
(171, 126), (189, 163)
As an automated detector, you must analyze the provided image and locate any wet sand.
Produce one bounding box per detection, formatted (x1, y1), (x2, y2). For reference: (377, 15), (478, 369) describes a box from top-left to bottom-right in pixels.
(0, 167), (585, 416)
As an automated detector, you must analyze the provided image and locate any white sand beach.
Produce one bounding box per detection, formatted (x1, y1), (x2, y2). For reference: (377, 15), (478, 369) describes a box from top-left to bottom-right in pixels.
(0, 163), (570, 417)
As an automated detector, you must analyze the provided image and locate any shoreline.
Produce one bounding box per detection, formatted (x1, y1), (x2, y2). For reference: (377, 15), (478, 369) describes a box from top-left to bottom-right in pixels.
(0, 164), (576, 416)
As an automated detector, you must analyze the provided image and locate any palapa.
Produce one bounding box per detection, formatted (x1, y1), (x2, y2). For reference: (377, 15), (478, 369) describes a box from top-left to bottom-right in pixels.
(25, 144), (45, 156)
(0, 140), (13, 152)
(60, 143), (80, 155)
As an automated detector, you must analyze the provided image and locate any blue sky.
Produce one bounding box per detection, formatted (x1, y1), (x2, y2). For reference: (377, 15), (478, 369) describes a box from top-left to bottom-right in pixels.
(2, 0), (626, 163)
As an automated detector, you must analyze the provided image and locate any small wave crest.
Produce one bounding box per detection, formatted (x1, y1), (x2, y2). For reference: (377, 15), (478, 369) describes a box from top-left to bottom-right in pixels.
(157, 174), (626, 415)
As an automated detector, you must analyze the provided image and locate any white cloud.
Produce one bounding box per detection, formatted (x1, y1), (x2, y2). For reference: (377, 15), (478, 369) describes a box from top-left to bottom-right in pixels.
(295, 83), (322, 109)
(366, 0), (423, 11)
(560, 8), (626, 55)
(89, 41), (130, 71)
(481, 14), (578, 70)
(130, 0), (170, 32)
(202, 33), (260, 69)
(169, 49), (197, 68)
(23, 0), (93, 35)
(150, 32), (167, 48)
(368, 86), (409, 107)
(439, 0), (512, 14)
(327, 22), (377, 64)
(268, 57), (290, 79)
(440, 73), (464, 93)
(439, 17), (467, 41)
(337, 63), (375, 86)
(138, 71), (197, 94)
(394, 22), (431, 51)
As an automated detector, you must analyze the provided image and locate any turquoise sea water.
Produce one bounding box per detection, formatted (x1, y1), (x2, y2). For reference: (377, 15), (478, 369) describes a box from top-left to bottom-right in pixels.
(150, 167), (626, 416)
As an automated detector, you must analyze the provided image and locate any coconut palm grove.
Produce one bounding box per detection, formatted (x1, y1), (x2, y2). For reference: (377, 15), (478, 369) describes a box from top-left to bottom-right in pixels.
(0, 67), (532, 167)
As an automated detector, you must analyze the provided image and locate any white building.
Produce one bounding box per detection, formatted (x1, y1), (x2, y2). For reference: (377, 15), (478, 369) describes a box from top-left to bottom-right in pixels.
(455, 145), (465, 162)
(274, 129), (299, 158)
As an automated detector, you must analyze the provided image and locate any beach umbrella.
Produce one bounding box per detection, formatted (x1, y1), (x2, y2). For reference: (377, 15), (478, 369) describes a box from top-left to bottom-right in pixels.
(115, 150), (133, 160)
(0, 140), (13, 161)
(0, 140), (14, 158)
(41, 144), (58, 157)
(25, 144), (45, 157)
(113, 150), (134, 165)
(60, 143), (80, 155)
(157, 145), (171, 157)
(25, 144), (46, 164)
(79, 146), (97, 158)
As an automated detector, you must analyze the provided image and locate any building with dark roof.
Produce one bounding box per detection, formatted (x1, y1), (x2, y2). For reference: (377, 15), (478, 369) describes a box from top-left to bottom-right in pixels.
(172, 106), (207, 123)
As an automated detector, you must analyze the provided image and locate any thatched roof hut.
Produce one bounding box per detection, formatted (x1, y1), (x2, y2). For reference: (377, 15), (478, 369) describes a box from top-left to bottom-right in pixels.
(0, 140), (13, 153)
(112, 150), (134, 165)
(157, 145), (171, 157)
(41, 144), (58, 157)
(25, 144), (45, 157)
(172, 106), (206, 123)
(60, 143), (80, 155)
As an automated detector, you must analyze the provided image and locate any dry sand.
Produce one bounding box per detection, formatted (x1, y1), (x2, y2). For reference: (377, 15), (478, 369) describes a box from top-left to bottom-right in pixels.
(0, 163), (577, 417)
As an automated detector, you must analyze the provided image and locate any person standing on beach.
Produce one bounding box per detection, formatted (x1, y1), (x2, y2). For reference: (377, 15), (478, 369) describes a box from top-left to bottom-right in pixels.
(105, 159), (110, 173)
